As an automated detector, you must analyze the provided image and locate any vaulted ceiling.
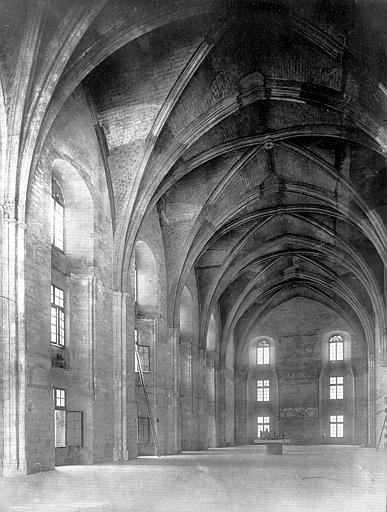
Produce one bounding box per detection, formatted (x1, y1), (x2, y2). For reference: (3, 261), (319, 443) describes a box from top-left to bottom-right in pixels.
(2, 0), (387, 359)
(84, 0), (387, 357)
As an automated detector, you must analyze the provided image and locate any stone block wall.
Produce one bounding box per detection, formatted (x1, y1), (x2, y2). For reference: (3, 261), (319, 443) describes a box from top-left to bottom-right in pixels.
(24, 86), (114, 471)
(235, 297), (368, 445)
(25, 150), (55, 472)
(135, 207), (170, 455)
(86, 18), (203, 218)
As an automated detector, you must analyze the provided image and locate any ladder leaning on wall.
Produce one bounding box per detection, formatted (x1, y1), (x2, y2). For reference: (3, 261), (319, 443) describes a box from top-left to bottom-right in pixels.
(135, 343), (161, 457)
(376, 398), (387, 451)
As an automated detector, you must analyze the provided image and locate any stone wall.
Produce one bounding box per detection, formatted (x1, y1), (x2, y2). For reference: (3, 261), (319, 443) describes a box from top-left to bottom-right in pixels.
(24, 86), (114, 471)
(235, 297), (367, 445)
(135, 207), (170, 455)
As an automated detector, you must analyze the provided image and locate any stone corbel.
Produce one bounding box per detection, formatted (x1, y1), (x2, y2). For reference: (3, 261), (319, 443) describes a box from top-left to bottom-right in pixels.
(68, 265), (96, 281)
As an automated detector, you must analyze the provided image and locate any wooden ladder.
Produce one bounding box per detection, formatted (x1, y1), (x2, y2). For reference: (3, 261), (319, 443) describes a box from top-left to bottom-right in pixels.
(135, 343), (161, 457)
(376, 411), (387, 451)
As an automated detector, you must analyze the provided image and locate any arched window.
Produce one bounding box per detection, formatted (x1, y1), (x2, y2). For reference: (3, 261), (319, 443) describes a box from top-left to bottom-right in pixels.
(51, 158), (94, 262)
(256, 339), (270, 365)
(51, 179), (64, 251)
(206, 314), (217, 351)
(180, 286), (193, 343)
(329, 334), (344, 361)
(134, 241), (157, 311)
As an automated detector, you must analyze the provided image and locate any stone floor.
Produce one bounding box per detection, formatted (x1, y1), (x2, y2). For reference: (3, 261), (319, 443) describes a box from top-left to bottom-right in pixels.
(0, 445), (385, 512)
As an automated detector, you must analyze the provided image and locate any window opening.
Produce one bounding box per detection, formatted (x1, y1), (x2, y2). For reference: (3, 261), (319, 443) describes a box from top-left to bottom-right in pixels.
(53, 388), (66, 447)
(135, 345), (150, 373)
(257, 339), (270, 365)
(53, 388), (83, 448)
(330, 415), (344, 437)
(257, 380), (270, 401)
(329, 334), (343, 361)
(330, 376), (344, 399)
(54, 388), (66, 409)
(51, 285), (65, 347)
(51, 180), (64, 251)
(134, 263), (138, 304)
(257, 416), (270, 438)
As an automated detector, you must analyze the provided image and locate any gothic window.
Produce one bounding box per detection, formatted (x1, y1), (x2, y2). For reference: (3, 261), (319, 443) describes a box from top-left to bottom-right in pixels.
(329, 334), (343, 361)
(330, 376), (344, 399)
(257, 416), (270, 438)
(330, 415), (344, 438)
(51, 285), (65, 347)
(257, 339), (270, 365)
(134, 241), (157, 311)
(51, 179), (64, 251)
(257, 380), (270, 401)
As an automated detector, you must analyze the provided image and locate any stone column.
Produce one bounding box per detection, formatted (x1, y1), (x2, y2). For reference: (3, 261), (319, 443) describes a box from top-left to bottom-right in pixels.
(67, 271), (96, 464)
(206, 352), (216, 447)
(198, 347), (207, 450)
(216, 351), (227, 447)
(170, 327), (180, 454)
(179, 339), (193, 450)
(190, 342), (201, 450)
(113, 291), (129, 461)
(375, 357), (387, 449)
(374, 270), (387, 447)
(234, 367), (248, 445)
(374, 282), (387, 447)
(1, 201), (27, 475)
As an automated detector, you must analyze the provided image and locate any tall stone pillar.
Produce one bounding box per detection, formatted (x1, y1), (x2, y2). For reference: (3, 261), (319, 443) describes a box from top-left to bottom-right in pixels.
(189, 341), (201, 450)
(169, 327), (180, 454)
(234, 367), (248, 445)
(375, 356), (387, 449)
(206, 352), (216, 447)
(1, 201), (27, 475)
(198, 347), (207, 450)
(375, 272), (387, 447)
(113, 291), (129, 461)
(67, 271), (96, 464)
(216, 351), (226, 447)
(179, 339), (193, 450)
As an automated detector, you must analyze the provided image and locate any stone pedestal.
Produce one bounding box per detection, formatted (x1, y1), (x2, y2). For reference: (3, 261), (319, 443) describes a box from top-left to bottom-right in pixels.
(266, 443), (282, 455)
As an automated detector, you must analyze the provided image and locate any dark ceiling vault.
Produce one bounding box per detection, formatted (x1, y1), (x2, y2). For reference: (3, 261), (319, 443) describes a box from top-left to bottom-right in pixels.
(2, 0), (386, 362)
(78, 0), (387, 361)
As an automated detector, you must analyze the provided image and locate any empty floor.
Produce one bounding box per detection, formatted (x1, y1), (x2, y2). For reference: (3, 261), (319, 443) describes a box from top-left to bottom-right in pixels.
(0, 446), (385, 512)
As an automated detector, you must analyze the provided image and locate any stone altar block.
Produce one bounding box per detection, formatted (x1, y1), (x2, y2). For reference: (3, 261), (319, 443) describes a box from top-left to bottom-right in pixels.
(254, 439), (291, 455)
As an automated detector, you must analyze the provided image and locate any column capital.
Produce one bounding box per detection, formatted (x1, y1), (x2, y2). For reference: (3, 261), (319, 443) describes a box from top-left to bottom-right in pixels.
(377, 351), (387, 367)
(1, 200), (17, 216)
(1, 200), (28, 229)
